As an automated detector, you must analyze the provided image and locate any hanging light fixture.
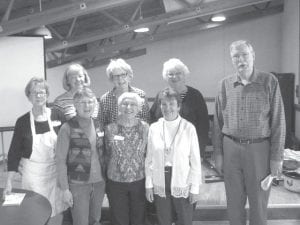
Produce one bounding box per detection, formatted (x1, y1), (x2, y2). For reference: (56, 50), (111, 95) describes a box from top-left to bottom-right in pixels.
(134, 7), (149, 33)
(33, 0), (52, 39)
(211, 13), (226, 22)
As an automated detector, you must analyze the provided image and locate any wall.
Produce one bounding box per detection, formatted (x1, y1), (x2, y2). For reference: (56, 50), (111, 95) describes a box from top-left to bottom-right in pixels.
(281, 0), (300, 138)
(47, 13), (282, 115)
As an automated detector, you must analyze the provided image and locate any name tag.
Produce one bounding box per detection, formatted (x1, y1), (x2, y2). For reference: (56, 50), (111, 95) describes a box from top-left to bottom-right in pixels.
(114, 135), (124, 141)
(97, 131), (104, 137)
(52, 120), (61, 126)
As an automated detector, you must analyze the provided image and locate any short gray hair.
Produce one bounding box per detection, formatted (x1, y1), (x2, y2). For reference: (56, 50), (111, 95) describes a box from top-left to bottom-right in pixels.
(62, 63), (91, 91)
(106, 58), (133, 81)
(117, 92), (143, 111)
(25, 77), (49, 98)
(230, 40), (255, 55)
(162, 58), (190, 80)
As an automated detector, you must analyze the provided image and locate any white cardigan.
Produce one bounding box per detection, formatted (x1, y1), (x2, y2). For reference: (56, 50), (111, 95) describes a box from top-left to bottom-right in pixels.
(145, 116), (202, 198)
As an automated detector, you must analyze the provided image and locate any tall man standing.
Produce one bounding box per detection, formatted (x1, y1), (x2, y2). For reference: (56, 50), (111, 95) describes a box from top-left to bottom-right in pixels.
(213, 40), (286, 225)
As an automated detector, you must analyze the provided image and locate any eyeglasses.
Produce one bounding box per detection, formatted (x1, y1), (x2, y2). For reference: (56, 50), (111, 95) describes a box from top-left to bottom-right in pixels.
(167, 71), (182, 78)
(232, 53), (251, 61)
(77, 100), (94, 105)
(31, 91), (47, 97)
(121, 102), (138, 107)
(112, 73), (127, 79)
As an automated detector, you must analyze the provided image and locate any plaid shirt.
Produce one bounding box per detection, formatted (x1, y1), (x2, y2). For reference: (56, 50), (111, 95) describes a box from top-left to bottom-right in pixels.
(98, 86), (150, 127)
(213, 69), (286, 161)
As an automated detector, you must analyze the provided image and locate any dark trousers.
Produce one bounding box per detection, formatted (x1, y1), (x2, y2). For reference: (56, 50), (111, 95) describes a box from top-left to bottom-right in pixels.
(223, 136), (271, 225)
(106, 178), (146, 225)
(154, 167), (194, 225)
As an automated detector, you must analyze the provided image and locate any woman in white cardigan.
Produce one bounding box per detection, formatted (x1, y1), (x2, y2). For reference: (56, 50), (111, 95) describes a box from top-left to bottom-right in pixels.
(145, 87), (202, 225)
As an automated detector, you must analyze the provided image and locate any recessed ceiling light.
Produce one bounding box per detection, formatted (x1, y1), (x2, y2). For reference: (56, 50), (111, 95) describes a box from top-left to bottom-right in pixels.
(134, 27), (149, 33)
(211, 14), (226, 22)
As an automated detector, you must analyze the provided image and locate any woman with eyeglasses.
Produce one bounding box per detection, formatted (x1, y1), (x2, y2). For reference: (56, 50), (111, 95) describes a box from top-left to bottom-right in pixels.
(150, 58), (209, 159)
(56, 88), (106, 225)
(104, 92), (149, 225)
(98, 58), (150, 127)
(53, 63), (98, 121)
(4, 77), (68, 225)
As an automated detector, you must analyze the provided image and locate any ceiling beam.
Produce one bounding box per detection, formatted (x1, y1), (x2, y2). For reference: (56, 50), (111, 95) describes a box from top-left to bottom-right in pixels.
(48, 25), (64, 40)
(66, 17), (78, 39)
(174, 0), (193, 8)
(0, 0), (140, 37)
(101, 11), (124, 25)
(1, 0), (15, 22)
(130, 0), (145, 22)
(46, 0), (276, 52)
(83, 48), (147, 69)
(47, 4), (283, 68)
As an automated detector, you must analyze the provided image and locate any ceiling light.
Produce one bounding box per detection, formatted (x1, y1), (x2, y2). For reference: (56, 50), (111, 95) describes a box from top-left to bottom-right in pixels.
(211, 14), (226, 22)
(134, 27), (149, 33)
(133, 5), (149, 33)
(33, 0), (52, 39)
(34, 25), (52, 39)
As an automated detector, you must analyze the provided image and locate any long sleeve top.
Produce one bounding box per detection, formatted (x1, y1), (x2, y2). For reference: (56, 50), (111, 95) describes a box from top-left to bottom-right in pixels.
(7, 108), (63, 172)
(145, 116), (202, 198)
(150, 86), (209, 158)
(213, 69), (286, 161)
(98, 86), (150, 127)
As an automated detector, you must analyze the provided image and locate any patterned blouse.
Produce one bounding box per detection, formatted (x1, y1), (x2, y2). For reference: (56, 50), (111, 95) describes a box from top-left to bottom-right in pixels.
(104, 120), (148, 182)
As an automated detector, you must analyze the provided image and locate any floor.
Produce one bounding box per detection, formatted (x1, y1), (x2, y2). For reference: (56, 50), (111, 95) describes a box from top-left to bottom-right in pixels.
(1, 162), (300, 225)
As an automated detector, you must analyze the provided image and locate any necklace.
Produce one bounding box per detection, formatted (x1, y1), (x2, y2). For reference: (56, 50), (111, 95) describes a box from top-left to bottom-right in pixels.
(163, 118), (182, 155)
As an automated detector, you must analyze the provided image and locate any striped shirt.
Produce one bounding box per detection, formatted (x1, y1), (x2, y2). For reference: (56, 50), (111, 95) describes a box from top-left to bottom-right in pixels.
(213, 69), (286, 161)
(53, 91), (99, 120)
(98, 86), (150, 127)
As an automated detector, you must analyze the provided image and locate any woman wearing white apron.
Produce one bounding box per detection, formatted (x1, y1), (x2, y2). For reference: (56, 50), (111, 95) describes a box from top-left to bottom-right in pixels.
(4, 77), (68, 225)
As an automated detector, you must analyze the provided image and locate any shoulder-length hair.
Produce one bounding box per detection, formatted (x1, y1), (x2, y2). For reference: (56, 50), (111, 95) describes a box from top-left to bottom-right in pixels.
(62, 63), (91, 91)
(25, 77), (50, 98)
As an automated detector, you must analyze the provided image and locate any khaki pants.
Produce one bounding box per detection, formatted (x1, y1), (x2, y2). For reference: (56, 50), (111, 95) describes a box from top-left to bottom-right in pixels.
(223, 136), (271, 225)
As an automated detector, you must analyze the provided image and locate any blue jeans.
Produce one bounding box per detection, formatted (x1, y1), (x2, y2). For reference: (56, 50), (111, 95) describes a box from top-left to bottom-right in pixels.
(69, 181), (106, 225)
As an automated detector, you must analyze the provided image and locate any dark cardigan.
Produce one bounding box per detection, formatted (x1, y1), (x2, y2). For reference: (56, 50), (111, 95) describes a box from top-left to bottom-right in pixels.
(7, 109), (64, 172)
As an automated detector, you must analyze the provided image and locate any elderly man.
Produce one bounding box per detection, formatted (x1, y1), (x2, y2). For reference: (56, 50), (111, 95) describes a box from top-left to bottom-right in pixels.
(213, 40), (286, 225)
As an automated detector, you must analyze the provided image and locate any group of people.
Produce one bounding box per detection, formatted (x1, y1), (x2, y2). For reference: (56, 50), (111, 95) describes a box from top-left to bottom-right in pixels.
(3, 39), (285, 225)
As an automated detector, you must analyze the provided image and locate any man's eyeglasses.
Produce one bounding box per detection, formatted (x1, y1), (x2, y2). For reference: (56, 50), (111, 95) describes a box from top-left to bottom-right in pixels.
(112, 73), (127, 79)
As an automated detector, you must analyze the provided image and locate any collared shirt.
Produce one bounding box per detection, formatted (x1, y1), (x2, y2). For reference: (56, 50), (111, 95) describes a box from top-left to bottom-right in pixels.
(98, 86), (150, 127)
(213, 69), (286, 161)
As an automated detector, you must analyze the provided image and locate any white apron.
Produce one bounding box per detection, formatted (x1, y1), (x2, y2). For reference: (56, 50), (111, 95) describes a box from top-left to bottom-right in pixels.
(21, 108), (67, 217)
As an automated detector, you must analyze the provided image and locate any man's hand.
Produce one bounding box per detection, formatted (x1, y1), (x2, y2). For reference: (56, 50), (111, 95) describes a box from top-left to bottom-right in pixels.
(189, 193), (198, 204)
(215, 154), (224, 175)
(146, 188), (154, 203)
(270, 160), (282, 177)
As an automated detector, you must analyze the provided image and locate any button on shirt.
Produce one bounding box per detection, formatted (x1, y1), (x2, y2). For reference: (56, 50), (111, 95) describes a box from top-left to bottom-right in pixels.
(213, 70), (286, 161)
